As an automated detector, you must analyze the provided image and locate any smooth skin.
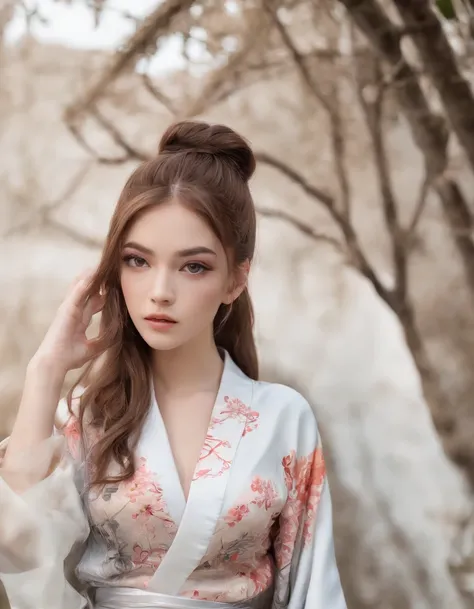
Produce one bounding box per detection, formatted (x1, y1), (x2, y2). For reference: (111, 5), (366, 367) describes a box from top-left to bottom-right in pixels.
(3, 200), (248, 499)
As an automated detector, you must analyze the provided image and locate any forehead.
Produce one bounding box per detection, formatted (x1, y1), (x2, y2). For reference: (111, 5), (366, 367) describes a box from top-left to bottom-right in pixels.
(125, 200), (222, 252)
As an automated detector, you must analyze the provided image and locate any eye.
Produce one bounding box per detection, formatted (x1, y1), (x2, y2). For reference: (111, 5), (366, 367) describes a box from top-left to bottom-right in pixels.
(183, 262), (209, 275)
(122, 255), (149, 268)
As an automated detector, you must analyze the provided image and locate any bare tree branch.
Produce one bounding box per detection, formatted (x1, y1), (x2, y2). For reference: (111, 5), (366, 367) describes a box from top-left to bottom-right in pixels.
(65, 0), (196, 124)
(262, 0), (351, 219)
(338, 0), (474, 298)
(262, 0), (332, 113)
(392, 0), (474, 175)
(67, 121), (132, 165)
(91, 107), (149, 161)
(142, 73), (177, 115)
(255, 152), (334, 208)
(404, 174), (432, 246)
(179, 9), (268, 118)
(256, 207), (343, 250)
(255, 152), (392, 306)
(4, 162), (94, 238)
(351, 43), (407, 302)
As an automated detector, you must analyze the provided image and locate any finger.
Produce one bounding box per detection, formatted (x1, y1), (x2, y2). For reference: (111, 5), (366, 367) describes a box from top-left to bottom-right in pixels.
(82, 293), (106, 325)
(67, 270), (98, 309)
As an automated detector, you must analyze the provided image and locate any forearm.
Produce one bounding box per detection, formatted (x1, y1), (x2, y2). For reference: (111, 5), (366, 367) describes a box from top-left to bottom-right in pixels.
(3, 357), (65, 472)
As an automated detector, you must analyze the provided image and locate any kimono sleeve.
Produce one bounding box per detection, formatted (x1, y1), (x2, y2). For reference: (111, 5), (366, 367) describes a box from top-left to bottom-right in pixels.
(272, 400), (347, 609)
(0, 396), (90, 609)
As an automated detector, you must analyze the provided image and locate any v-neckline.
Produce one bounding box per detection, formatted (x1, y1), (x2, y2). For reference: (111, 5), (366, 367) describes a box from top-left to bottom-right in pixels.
(151, 357), (226, 508)
(146, 349), (255, 595)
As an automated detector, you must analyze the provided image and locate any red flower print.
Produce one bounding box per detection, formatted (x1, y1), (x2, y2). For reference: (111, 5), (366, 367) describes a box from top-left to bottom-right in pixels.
(303, 447), (325, 544)
(211, 396), (259, 436)
(119, 457), (177, 535)
(224, 504), (250, 526)
(251, 477), (264, 493)
(132, 504), (155, 520)
(274, 446), (327, 569)
(250, 477), (279, 510)
(193, 397), (260, 481)
(193, 436), (232, 480)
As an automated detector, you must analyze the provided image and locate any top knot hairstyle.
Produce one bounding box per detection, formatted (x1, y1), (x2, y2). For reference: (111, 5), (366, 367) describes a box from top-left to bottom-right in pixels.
(158, 121), (256, 182)
(70, 121), (259, 487)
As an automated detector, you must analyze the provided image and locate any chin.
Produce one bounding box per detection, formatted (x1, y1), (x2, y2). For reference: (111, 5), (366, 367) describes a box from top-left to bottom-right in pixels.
(137, 328), (185, 352)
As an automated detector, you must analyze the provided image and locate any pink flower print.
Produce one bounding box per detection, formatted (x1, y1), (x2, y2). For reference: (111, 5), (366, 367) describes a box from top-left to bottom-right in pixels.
(132, 504), (155, 520)
(193, 435), (232, 480)
(251, 477), (264, 494)
(211, 397), (260, 436)
(282, 451), (296, 491)
(250, 478), (278, 511)
(224, 504), (250, 527)
(243, 410), (259, 436)
(275, 446), (327, 568)
(123, 458), (155, 503)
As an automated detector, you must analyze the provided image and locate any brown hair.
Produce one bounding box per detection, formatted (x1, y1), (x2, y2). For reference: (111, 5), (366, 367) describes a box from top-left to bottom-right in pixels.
(67, 121), (259, 487)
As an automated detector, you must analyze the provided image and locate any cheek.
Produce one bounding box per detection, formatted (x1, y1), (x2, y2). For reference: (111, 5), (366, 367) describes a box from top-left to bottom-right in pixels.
(187, 275), (228, 311)
(120, 272), (143, 309)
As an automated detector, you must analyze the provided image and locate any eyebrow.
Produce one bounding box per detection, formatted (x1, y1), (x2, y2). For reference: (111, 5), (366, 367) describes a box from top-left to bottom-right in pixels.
(123, 242), (217, 257)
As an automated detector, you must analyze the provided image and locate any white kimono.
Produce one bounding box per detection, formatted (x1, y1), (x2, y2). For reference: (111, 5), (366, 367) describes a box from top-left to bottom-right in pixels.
(0, 351), (346, 609)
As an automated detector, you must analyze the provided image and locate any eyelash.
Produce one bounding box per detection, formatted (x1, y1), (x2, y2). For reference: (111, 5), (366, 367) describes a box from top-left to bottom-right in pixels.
(121, 255), (211, 275)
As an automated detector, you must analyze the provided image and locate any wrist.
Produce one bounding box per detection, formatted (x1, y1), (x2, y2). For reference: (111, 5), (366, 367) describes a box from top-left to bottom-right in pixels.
(27, 354), (67, 387)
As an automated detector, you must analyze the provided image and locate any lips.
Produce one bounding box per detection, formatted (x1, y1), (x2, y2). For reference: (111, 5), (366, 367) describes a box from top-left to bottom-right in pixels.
(144, 315), (177, 323)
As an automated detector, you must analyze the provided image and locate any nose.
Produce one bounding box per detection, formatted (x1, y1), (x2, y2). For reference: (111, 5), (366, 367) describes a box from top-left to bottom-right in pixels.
(150, 268), (176, 305)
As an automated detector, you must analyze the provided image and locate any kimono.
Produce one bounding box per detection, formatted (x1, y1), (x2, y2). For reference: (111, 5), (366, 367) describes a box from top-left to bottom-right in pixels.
(0, 350), (346, 609)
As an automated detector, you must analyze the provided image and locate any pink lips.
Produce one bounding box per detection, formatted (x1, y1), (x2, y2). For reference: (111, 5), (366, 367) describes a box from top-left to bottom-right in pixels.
(144, 315), (177, 331)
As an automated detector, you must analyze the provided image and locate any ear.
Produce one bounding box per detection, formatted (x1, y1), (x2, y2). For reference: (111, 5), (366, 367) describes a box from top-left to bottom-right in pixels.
(222, 259), (250, 305)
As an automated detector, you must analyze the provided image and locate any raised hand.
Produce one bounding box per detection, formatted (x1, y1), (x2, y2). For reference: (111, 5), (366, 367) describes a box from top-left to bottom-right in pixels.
(34, 270), (106, 375)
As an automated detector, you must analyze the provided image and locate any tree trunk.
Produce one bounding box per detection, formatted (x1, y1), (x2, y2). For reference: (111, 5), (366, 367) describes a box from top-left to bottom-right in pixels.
(393, 0), (474, 174)
(338, 0), (474, 296)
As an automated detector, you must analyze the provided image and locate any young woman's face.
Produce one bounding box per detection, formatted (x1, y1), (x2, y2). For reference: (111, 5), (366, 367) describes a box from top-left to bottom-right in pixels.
(120, 200), (239, 352)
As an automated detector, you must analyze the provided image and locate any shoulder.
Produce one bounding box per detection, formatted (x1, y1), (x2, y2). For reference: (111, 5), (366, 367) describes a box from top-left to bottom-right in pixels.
(252, 379), (319, 431)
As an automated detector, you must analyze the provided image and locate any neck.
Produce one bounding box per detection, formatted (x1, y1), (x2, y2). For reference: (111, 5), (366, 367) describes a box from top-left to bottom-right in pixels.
(151, 333), (224, 397)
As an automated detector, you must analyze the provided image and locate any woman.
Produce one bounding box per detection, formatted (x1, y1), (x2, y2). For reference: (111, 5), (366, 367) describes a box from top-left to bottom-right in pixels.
(0, 121), (346, 609)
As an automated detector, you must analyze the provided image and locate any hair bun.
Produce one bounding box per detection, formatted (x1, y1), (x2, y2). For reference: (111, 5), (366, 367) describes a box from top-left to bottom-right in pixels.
(158, 120), (256, 182)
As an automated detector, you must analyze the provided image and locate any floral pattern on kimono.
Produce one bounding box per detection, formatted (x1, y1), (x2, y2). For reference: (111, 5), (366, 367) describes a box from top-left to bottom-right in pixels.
(83, 456), (178, 585)
(193, 396), (260, 480)
(0, 351), (346, 609)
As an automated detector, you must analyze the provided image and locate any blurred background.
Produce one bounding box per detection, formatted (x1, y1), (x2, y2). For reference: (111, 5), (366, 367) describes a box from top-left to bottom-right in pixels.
(2, 0), (474, 608)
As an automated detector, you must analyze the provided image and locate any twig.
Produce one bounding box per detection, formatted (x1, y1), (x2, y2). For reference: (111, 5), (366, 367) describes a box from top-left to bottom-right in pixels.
(91, 107), (149, 161)
(256, 207), (343, 250)
(4, 162), (93, 238)
(350, 38), (407, 302)
(255, 152), (392, 306)
(263, 0), (351, 219)
(262, 0), (332, 114)
(179, 11), (268, 118)
(65, 0), (196, 123)
(404, 174), (431, 244)
(142, 73), (177, 115)
(66, 121), (133, 165)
